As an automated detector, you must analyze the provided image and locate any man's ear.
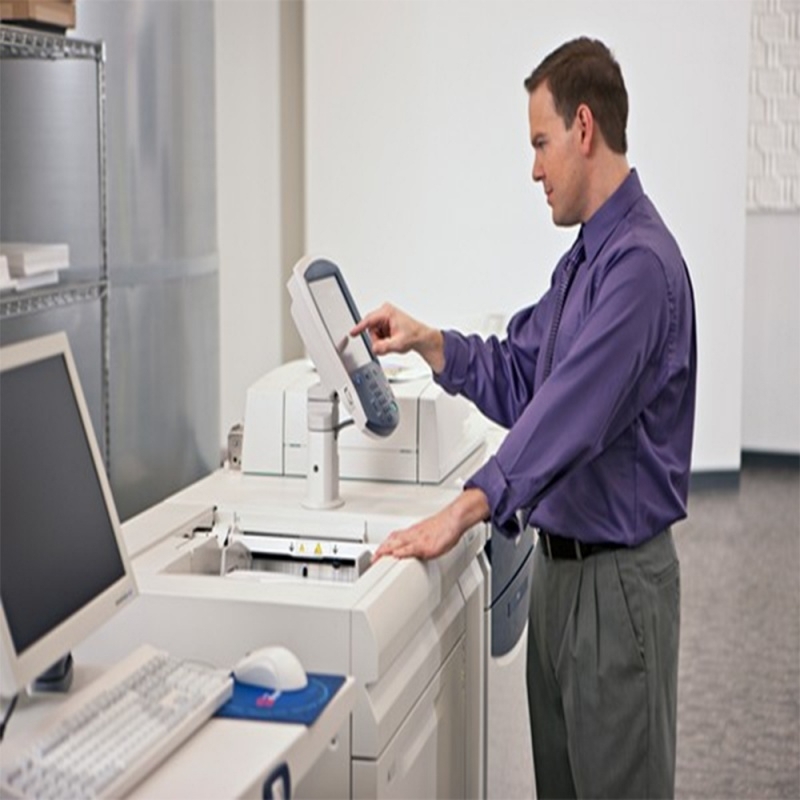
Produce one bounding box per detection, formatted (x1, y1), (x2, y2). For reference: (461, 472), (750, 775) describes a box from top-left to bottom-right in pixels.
(576, 103), (595, 153)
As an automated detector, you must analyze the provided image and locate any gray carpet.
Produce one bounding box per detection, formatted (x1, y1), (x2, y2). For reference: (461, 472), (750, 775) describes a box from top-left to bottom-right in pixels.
(675, 456), (800, 799)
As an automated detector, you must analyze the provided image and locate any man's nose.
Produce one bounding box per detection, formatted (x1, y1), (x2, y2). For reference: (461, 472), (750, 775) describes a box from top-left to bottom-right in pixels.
(532, 155), (543, 182)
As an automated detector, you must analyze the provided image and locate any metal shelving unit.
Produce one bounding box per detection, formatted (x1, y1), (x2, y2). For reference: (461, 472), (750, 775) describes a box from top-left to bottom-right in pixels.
(0, 23), (110, 467)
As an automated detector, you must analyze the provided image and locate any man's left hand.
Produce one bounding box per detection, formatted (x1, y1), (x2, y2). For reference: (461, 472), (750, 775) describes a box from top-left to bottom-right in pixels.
(371, 488), (490, 563)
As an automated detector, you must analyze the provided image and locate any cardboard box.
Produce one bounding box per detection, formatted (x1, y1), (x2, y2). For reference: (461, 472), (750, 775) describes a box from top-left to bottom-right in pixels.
(0, 0), (76, 30)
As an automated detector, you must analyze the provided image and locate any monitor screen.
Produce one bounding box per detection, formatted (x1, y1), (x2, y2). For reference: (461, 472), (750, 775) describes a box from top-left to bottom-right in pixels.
(308, 274), (373, 375)
(0, 333), (136, 697)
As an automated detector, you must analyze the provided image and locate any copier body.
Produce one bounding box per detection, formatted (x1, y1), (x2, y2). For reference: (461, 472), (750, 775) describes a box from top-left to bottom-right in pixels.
(76, 362), (536, 797)
(78, 469), (489, 798)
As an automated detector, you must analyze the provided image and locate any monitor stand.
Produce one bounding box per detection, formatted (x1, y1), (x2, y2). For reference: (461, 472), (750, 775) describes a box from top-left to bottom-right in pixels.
(304, 382), (351, 510)
(32, 653), (74, 693)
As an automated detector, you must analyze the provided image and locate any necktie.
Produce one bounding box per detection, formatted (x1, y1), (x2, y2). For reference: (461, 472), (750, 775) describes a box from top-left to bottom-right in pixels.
(542, 236), (584, 381)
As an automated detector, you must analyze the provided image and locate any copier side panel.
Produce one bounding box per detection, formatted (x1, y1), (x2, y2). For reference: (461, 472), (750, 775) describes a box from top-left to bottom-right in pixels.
(352, 639), (467, 800)
(459, 556), (488, 799)
(352, 570), (466, 757)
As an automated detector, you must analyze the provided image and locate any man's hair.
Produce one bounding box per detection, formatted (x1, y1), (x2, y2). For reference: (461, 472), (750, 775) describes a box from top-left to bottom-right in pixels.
(524, 37), (628, 154)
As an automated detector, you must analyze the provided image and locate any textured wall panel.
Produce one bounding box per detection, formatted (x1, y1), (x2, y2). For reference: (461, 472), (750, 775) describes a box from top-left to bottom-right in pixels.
(748, 0), (800, 210)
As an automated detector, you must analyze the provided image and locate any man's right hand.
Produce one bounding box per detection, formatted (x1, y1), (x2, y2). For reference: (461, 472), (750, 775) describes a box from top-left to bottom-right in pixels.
(351, 303), (446, 374)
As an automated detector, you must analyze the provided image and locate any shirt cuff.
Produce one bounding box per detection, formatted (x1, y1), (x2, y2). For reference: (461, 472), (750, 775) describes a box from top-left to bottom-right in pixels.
(433, 330), (471, 394)
(464, 456), (520, 536)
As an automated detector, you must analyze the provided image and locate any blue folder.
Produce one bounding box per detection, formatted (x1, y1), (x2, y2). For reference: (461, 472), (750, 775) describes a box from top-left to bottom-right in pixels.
(215, 673), (346, 727)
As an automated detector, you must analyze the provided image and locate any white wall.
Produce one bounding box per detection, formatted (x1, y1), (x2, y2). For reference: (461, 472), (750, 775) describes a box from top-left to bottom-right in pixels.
(212, 0), (797, 467)
(304, 0), (752, 472)
(742, 212), (800, 452)
(215, 0), (282, 449)
(215, 0), (305, 450)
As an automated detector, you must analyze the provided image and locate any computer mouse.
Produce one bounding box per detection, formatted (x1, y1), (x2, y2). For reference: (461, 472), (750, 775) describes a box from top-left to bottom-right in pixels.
(233, 645), (308, 692)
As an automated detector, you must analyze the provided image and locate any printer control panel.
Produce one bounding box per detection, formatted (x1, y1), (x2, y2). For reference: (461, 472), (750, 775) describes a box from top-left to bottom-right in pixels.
(288, 256), (400, 439)
(351, 362), (399, 436)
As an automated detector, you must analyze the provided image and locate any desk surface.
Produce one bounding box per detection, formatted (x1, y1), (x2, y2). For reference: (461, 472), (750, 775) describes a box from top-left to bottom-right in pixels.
(2, 658), (355, 799)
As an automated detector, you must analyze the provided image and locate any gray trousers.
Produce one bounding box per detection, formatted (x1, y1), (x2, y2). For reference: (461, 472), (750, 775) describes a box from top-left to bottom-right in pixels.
(527, 529), (680, 799)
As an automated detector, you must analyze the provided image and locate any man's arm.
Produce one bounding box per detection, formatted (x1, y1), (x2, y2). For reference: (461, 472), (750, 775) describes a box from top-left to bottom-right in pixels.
(351, 303), (446, 374)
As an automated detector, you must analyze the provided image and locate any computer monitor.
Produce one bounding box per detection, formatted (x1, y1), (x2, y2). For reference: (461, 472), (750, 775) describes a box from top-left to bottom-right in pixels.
(0, 332), (137, 698)
(287, 256), (399, 438)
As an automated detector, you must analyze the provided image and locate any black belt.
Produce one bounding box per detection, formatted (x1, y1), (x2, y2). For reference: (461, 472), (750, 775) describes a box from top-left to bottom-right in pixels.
(538, 530), (622, 560)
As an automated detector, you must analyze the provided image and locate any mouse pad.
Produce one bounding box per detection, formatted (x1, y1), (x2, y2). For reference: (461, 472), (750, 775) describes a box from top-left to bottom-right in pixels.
(214, 673), (346, 726)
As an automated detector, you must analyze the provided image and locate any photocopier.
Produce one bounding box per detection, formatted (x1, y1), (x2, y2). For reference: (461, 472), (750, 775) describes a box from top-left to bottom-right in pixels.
(79, 258), (535, 798)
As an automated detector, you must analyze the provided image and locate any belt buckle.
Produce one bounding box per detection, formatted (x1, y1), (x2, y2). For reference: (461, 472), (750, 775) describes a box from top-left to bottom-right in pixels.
(534, 528), (553, 558)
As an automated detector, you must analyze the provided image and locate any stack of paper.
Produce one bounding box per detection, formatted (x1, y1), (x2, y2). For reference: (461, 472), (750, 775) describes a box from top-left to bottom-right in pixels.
(0, 242), (70, 292)
(0, 254), (17, 293)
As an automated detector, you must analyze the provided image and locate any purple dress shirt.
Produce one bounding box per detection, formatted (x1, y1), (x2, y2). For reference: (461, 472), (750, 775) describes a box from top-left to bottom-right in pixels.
(435, 170), (697, 546)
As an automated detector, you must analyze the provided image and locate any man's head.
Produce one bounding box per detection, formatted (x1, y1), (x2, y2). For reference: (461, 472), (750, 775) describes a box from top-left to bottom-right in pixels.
(525, 37), (628, 155)
(524, 38), (630, 226)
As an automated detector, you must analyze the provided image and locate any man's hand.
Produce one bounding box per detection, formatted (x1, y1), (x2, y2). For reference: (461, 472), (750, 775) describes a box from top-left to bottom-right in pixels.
(372, 488), (490, 562)
(351, 303), (446, 374)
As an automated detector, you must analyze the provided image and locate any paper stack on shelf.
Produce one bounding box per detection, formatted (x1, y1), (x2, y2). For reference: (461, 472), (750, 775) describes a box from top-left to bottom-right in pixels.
(0, 242), (70, 292)
(0, 254), (18, 293)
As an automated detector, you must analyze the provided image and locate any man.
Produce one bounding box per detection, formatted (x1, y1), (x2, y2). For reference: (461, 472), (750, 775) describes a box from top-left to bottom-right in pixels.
(352, 37), (696, 798)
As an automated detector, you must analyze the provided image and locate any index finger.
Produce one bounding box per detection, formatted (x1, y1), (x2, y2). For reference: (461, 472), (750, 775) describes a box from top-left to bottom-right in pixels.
(351, 306), (381, 335)
(370, 526), (411, 563)
(350, 316), (369, 336)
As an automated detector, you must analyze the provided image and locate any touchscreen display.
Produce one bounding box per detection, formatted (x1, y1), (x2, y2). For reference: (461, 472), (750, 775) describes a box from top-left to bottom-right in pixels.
(309, 276), (373, 374)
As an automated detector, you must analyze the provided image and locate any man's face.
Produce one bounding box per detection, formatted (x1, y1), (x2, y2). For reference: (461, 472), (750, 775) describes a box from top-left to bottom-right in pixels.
(528, 83), (586, 227)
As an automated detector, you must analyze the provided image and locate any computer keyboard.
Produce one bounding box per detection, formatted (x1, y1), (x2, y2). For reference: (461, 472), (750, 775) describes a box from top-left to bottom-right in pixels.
(0, 644), (233, 799)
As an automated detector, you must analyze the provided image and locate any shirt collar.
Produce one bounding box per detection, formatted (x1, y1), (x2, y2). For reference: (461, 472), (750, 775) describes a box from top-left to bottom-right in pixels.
(580, 168), (644, 265)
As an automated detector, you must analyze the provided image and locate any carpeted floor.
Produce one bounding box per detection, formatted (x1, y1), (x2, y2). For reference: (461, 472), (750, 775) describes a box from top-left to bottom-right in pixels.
(674, 456), (800, 799)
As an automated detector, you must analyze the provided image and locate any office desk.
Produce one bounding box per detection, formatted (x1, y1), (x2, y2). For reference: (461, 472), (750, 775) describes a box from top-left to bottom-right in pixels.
(2, 660), (355, 799)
